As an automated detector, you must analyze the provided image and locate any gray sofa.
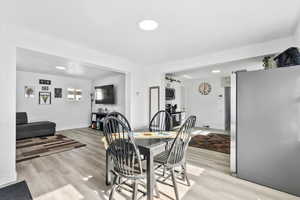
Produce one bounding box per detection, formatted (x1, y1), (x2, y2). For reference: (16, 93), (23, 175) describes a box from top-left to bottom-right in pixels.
(16, 112), (56, 140)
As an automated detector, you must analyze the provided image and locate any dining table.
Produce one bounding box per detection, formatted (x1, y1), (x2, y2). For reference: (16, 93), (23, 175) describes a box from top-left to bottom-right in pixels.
(104, 131), (177, 200)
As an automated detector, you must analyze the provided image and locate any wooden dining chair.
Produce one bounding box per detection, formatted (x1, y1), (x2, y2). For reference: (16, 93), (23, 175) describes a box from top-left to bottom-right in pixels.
(149, 110), (173, 132)
(103, 116), (159, 200)
(107, 111), (132, 131)
(153, 115), (196, 200)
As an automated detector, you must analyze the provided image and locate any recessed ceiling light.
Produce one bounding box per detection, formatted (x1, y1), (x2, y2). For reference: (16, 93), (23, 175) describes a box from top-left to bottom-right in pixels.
(211, 70), (221, 74)
(139, 20), (159, 31)
(182, 74), (193, 79)
(56, 66), (66, 70)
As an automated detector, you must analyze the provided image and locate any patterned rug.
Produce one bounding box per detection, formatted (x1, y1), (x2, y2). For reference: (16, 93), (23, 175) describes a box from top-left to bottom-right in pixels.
(189, 133), (230, 154)
(16, 135), (86, 163)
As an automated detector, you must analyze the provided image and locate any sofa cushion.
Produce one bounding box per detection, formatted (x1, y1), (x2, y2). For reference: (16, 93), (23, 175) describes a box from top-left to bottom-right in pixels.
(16, 121), (56, 140)
(17, 121), (56, 131)
(16, 112), (28, 125)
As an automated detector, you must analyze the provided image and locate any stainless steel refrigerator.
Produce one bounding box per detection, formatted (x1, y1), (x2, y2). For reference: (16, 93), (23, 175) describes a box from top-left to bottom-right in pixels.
(231, 66), (300, 197)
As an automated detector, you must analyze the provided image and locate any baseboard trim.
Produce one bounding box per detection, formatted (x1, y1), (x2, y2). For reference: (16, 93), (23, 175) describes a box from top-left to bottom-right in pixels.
(56, 124), (90, 131)
(0, 171), (17, 188)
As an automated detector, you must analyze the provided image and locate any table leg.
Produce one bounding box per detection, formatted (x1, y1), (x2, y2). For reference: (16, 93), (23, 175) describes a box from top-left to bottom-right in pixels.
(106, 150), (112, 185)
(146, 152), (154, 200)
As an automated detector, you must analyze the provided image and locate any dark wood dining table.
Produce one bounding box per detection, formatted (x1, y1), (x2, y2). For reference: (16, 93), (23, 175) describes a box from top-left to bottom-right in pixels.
(105, 136), (175, 200)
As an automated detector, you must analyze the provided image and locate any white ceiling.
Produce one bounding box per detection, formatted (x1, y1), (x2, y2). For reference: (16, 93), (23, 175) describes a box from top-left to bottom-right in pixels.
(16, 0), (300, 65)
(16, 48), (123, 80)
(173, 56), (265, 80)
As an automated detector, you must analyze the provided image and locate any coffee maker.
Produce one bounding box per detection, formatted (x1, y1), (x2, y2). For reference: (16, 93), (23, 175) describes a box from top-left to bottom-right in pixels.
(165, 104), (172, 113)
(165, 104), (177, 114)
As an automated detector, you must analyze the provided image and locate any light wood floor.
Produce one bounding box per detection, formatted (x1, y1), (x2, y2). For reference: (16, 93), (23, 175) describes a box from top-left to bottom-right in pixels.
(17, 128), (299, 200)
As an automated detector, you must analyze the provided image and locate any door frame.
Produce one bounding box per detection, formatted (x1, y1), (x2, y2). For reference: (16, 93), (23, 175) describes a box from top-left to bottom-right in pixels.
(149, 86), (160, 123)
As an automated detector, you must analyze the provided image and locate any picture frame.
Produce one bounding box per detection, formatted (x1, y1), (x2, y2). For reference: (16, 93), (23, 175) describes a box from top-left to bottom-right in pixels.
(41, 86), (49, 91)
(24, 86), (35, 98)
(39, 92), (51, 105)
(39, 79), (51, 85)
(54, 88), (62, 98)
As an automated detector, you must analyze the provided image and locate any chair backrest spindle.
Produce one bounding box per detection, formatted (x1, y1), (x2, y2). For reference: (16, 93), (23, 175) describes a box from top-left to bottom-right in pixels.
(166, 116), (196, 166)
(149, 110), (173, 132)
(107, 111), (132, 131)
(103, 117), (142, 178)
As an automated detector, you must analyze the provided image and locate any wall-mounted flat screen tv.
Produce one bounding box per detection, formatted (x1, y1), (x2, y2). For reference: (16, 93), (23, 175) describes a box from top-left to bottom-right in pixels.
(95, 85), (115, 104)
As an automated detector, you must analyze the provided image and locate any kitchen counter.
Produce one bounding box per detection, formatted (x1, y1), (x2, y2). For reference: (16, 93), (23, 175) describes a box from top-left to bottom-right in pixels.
(169, 111), (185, 114)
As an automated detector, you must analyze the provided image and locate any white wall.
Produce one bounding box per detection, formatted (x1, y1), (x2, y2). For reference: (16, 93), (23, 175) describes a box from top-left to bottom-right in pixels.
(295, 21), (300, 46)
(92, 74), (125, 114)
(183, 77), (225, 129)
(16, 71), (92, 130)
(0, 24), (16, 185)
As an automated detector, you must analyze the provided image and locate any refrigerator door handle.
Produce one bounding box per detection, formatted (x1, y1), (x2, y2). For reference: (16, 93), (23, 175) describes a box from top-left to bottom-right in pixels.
(230, 72), (237, 174)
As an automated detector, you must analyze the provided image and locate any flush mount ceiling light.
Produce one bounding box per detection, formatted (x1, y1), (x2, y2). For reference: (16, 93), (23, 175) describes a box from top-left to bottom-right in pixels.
(55, 66), (66, 70)
(182, 74), (193, 79)
(139, 20), (159, 31)
(211, 70), (221, 74)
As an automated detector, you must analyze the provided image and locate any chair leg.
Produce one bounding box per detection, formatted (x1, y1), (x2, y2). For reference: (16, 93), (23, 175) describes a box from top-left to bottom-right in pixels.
(182, 163), (191, 186)
(133, 181), (138, 200)
(154, 176), (160, 198)
(109, 175), (118, 200)
(185, 174), (191, 187)
(171, 169), (179, 200)
(117, 177), (122, 192)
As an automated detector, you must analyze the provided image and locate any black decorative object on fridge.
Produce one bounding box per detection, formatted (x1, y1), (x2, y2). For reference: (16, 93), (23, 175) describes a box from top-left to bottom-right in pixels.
(274, 47), (300, 67)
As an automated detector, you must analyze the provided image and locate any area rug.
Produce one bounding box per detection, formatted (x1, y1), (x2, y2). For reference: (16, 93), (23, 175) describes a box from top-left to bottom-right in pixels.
(189, 133), (230, 154)
(16, 135), (86, 163)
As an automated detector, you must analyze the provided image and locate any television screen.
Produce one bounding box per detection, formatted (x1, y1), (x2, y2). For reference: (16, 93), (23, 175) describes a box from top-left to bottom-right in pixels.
(95, 85), (115, 104)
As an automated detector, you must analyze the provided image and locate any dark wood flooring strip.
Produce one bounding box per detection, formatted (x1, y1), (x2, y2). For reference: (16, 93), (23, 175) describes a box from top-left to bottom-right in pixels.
(16, 155), (40, 163)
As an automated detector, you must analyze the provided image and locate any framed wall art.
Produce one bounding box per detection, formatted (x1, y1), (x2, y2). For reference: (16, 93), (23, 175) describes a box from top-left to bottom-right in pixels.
(41, 86), (49, 91)
(67, 88), (82, 101)
(39, 79), (51, 85)
(39, 92), (51, 105)
(24, 86), (35, 98)
(54, 88), (62, 98)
